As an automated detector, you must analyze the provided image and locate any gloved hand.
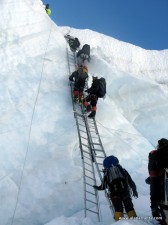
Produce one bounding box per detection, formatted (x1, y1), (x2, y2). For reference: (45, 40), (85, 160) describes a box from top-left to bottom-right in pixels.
(69, 76), (73, 82)
(151, 207), (161, 218)
(132, 189), (138, 198)
(145, 177), (150, 184)
(93, 185), (99, 190)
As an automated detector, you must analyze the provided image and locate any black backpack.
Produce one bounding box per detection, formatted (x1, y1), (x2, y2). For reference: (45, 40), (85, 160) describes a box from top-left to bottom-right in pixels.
(157, 145), (168, 168)
(103, 156), (127, 192)
(75, 70), (88, 89)
(106, 166), (127, 193)
(74, 38), (80, 48)
(97, 77), (106, 98)
(82, 44), (90, 55)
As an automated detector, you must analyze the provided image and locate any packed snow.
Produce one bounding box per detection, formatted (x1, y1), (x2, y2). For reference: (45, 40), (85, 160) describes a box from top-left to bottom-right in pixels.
(0, 0), (168, 225)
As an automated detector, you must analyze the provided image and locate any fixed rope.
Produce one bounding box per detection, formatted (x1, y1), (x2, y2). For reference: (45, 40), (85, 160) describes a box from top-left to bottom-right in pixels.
(10, 21), (53, 225)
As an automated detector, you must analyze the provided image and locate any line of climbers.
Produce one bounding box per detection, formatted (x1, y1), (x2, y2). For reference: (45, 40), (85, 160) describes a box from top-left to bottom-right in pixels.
(65, 34), (106, 118)
(65, 34), (168, 224)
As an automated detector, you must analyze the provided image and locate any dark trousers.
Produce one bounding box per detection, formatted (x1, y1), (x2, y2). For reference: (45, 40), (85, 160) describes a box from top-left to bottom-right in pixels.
(85, 94), (98, 108)
(112, 195), (134, 213)
(150, 177), (164, 209)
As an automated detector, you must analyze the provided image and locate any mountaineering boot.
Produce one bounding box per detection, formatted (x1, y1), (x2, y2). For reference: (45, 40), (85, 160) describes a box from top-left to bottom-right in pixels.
(154, 208), (167, 225)
(127, 209), (137, 218)
(73, 96), (79, 103)
(164, 209), (168, 225)
(88, 110), (96, 118)
(159, 220), (168, 225)
(114, 211), (123, 221)
(70, 47), (76, 52)
(85, 104), (92, 112)
(73, 90), (79, 103)
(79, 95), (84, 105)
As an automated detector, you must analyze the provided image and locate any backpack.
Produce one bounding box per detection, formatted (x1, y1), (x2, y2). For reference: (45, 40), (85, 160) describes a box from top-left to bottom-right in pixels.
(82, 44), (90, 56)
(157, 144), (168, 168)
(69, 38), (80, 51)
(103, 156), (127, 193)
(97, 77), (106, 98)
(74, 38), (80, 48)
(75, 70), (88, 90)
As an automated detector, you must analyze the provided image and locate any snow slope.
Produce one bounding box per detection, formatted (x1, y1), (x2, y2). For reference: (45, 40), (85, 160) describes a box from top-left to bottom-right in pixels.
(0, 1), (168, 225)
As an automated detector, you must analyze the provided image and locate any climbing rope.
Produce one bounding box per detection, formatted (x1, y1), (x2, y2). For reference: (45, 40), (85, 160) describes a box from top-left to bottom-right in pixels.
(10, 20), (53, 225)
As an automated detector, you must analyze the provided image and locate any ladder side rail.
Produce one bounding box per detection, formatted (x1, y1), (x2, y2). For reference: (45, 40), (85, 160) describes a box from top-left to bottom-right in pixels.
(74, 111), (100, 219)
(84, 153), (101, 221)
(82, 114), (102, 220)
(93, 119), (107, 157)
(80, 113), (101, 221)
(67, 48), (84, 158)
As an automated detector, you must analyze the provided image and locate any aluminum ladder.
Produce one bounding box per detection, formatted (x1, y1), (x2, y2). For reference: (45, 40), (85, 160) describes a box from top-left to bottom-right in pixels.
(66, 47), (101, 221)
(66, 46), (115, 220)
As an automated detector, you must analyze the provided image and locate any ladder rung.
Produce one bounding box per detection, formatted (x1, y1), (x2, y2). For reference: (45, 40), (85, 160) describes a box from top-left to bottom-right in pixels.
(89, 129), (97, 132)
(79, 129), (87, 134)
(82, 150), (90, 155)
(92, 143), (101, 146)
(82, 143), (89, 148)
(95, 155), (104, 159)
(86, 198), (97, 205)
(85, 175), (94, 180)
(75, 112), (83, 118)
(86, 190), (96, 196)
(78, 123), (86, 127)
(89, 126), (95, 132)
(85, 168), (93, 174)
(81, 136), (88, 140)
(93, 148), (104, 152)
(91, 136), (99, 139)
(84, 161), (92, 167)
(77, 115), (84, 120)
(87, 120), (94, 124)
(85, 182), (94, 187)
(86, 208), (99, 214)
(96, 162), (103, 166)
(83, 155), (91, 161)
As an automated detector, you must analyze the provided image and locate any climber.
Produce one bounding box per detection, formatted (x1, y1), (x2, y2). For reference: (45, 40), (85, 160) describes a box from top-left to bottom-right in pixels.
(93, 155), (138, 221)
(64, 34), (80, 52)
(76, 44), (90, 66)
(84, 76), (106, 118)
(69, 65), (88, 103)
(45, 4), (51, 16)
